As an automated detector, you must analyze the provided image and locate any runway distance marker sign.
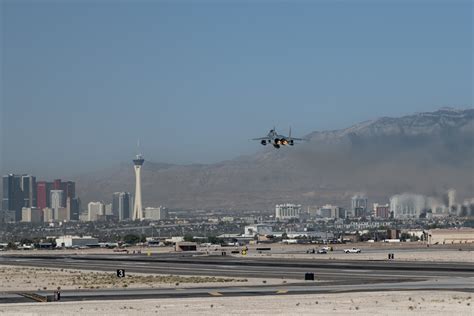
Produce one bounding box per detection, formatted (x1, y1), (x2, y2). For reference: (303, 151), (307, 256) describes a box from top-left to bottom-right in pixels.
(117, 269), (125, 278)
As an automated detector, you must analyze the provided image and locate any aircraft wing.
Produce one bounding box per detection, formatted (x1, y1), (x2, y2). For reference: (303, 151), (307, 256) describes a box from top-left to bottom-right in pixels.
(252, 137), (271, 141)
(290, 137), (307, 141)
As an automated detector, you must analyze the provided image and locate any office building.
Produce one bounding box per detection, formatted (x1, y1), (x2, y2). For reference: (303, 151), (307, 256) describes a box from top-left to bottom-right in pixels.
(112, 192), (131, 221)
(351, 195), (368, 217)
(448, 189), (457, 214)
(335, 206), (346, 219)
(390, 194), (426, 219)
(105, 203), (113, 215)
(42, 208), (54, 222)
(63, 181), (76, 200)
(2, 174), (24, 221)
(52, 179), (75, 206)
(319, 204), (336, 218)
(373, 203), (390, 218)
(50, 190), (64, 219)
(88, 201), (105, 221)
(36, 181), (52, 209)
(144, 206), (168, 221)
(67, 197), (80, 221)
(275, 203), (302, 220)
(57, 207), (70, 221)
(21, 175), (37, 207)
(21, 207), (43, 223)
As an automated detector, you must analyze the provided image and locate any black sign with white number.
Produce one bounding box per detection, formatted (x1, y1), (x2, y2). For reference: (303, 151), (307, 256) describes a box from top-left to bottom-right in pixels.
(117, 269), (125, 278)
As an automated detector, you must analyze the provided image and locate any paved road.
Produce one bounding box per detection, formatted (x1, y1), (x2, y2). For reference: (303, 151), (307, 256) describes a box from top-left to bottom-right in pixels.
(1, 254), (472, 304)
(1, 277), (472, 304)
(2, 254), (473, 281)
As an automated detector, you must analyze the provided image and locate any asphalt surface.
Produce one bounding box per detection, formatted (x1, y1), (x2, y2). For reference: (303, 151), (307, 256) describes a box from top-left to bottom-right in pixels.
(1, 253), (473, 304)
(2, 254), (472, 279)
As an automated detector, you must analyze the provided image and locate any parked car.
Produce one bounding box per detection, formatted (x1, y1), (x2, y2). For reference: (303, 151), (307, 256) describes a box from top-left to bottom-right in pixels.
(344, 247), (361, 253)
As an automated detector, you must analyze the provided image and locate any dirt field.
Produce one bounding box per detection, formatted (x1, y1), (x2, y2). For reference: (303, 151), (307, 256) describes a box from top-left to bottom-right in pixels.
(0, 265), (291, 292)
(0, 291), (471, 315)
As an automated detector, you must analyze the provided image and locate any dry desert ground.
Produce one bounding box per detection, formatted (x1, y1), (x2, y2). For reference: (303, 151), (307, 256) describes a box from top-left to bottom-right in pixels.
(0, 265), (293, 292)
(0, 291), (472, 315)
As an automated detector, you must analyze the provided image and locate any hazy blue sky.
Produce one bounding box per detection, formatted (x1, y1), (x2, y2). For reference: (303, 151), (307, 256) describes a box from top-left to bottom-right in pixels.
(1, 0), (472, 177)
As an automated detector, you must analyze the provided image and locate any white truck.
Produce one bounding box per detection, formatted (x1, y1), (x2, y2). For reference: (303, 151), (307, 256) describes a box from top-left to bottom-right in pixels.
(344, 247), (361, 253)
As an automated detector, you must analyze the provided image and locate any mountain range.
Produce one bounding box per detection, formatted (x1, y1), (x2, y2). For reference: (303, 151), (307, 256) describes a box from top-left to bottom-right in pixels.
(75, 108), (474, 211)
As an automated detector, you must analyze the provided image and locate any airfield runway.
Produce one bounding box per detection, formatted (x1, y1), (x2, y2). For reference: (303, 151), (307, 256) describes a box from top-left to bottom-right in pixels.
(0, 253), (473, 303)
(2, 253), (473, 281)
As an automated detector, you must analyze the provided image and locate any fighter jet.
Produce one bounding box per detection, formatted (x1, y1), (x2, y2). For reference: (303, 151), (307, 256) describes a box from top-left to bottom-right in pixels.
(252, 127), (305, 148)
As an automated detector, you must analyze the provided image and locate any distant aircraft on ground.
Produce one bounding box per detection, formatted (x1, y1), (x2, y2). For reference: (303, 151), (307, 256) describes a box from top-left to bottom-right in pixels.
(252, 127), (306, 148)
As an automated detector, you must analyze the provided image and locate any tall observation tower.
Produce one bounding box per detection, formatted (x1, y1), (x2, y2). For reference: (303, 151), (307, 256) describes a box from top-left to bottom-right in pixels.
(132, 153), (145, 220)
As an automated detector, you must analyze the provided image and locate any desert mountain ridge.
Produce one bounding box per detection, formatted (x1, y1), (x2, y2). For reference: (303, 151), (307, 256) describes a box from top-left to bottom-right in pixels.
(75, 107), (474, 211)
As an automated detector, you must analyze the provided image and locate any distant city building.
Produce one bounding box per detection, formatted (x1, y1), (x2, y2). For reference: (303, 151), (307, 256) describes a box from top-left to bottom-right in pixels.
(42, 208), (54, 222)
(335, 207), (346, 219)
(67, 197), (80, 221)
(50, 190), (64, 219)
(448, 189), (457, 214)
(78, 212), (89, 222)
(36, 181), (52, 209)
(21, 175), (37, 208)
(275, 204), (302, 220)
(2, 174), (24, 221)
(351, 195), (368, 217)
(87, 201), (105, 221)
(52, 179), (75, 206)
(63, 181), (76, 201)
(307, 206), (319, 219)
(112, 192), (131, 221)
(144, 207), (168, 221)
(390, 194), (426, 219)
(373, 203), (390, 218)
(56, 207), (70, 221)
(21, 207), (43, 223)
(319, 204), (336, 218)
(105, 203), (113, 215)
(244, 224), (273, 237)
(426, 197), (446, 216)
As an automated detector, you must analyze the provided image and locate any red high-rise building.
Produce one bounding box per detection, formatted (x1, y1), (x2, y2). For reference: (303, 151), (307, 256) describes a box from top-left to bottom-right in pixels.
(53, 179), (62, 190)
(36, 181), (51, 209)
